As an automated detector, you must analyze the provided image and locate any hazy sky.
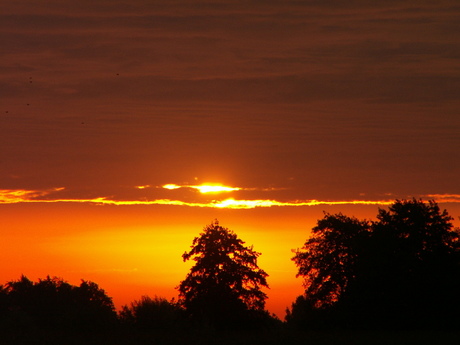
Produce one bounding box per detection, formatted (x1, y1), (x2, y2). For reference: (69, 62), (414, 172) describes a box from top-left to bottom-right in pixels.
(1, 0), (459, 317)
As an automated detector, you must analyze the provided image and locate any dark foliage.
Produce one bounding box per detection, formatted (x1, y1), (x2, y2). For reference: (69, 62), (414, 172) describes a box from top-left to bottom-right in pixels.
(177, 220), (272, 330)
(291, 213), (370, 309)
(0, 275), (117, 333)
(288, 199), (460, 330)
(119, 295), (184, 330)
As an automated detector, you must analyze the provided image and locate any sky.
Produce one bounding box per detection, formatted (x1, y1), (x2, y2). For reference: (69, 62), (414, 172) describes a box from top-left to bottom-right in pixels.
(1, 0), (460, 318)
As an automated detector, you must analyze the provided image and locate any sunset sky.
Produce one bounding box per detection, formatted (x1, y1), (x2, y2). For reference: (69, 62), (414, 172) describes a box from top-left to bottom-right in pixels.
(1, 0), (460, 318)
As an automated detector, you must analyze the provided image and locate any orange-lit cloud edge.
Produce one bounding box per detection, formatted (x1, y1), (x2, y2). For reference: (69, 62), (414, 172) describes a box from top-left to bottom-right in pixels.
(1, 187), (460, 209)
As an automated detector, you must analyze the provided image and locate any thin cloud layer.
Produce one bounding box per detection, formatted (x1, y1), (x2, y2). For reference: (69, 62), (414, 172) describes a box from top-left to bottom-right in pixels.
(3, 188), (460, 210)
(0, 187), (65, 203)
(423, 194), (460, 204)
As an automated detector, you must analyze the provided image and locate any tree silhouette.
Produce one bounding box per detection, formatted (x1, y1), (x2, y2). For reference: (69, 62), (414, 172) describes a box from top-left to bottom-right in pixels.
(291, 213), (370, 309)
(289, 199), (460, 330)
(361, 199), (460, 328)
(0, 275), (117, 331)
(177, 220), (269, 329)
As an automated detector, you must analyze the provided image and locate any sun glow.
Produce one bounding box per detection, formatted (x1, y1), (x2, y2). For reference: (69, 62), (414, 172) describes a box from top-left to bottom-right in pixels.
(193, 184), (240, 194)
(162, 184), (181, 190)
(161, 183), (240, 194)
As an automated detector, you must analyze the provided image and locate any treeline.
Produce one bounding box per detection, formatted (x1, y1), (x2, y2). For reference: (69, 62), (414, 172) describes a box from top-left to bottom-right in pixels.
(0, 276), (117, 333)
(1, 199), (460, 343)
(288, 199), (460, 330)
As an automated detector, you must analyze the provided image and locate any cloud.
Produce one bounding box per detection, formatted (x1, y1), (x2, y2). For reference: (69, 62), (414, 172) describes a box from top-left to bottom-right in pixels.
(211, 198), (395, 209)
(1, 1), (459, 203)
(3, 2), (459, 106)
(0, 187), (414, 209)
(423, 194), (460, 203)
(0, 187), (64, 203)
(3, 187), (460, 210)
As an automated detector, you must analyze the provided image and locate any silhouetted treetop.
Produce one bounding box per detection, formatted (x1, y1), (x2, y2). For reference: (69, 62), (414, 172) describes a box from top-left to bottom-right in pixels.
(374, 199), (459, 256)
(178, 220), (269, 329)
(292, 213), (370, 308)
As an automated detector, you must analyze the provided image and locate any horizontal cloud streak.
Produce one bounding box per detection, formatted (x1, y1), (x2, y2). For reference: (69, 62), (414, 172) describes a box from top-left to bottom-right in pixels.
(0, 187), (65, 203)
(3, 188), (460, 209)
(423, 194), (460, 203)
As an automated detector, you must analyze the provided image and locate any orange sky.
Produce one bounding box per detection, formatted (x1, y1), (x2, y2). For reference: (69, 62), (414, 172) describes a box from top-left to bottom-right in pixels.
(1, 1), (460, 319)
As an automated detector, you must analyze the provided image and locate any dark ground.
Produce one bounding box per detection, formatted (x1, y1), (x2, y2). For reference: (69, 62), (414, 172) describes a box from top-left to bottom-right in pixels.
(1, 328), (460, 345)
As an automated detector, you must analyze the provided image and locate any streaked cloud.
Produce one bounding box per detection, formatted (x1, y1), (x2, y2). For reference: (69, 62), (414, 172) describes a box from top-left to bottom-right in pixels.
(5, 187), (460, 210)
(211, 198), (395, 209)
(0, 187), (64, 203)
(423, 194), (460, 203)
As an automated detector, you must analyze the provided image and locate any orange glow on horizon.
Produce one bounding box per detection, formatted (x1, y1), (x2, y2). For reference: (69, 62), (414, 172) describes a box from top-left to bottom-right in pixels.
(2, 197), (460, 319)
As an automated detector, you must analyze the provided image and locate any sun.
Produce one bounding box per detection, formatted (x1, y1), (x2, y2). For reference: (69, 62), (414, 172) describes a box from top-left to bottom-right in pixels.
(162, 184), (181, 190)
(161, 183), (240, 194)
(193, 184), (240, 194)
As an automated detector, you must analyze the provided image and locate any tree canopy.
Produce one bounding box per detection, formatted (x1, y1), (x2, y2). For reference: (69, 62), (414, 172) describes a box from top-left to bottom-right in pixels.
(0, 275), (117, 331)
(119, 295), (183, 330)
(288, 199), (460, 329)
(177, 220), (269, 329)
(291, 213), (370, 309)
